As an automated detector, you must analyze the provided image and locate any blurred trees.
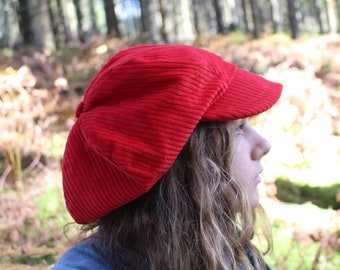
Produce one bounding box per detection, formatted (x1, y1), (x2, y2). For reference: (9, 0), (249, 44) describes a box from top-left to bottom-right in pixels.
(16, 0), (53, 51)
(0, 0), (340, 51)
(103, 0), (121, 37)
(287, 0), (299, 39)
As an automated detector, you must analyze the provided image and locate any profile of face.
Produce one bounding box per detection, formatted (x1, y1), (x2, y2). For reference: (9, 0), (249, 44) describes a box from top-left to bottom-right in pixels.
(230, 118), (271, 209)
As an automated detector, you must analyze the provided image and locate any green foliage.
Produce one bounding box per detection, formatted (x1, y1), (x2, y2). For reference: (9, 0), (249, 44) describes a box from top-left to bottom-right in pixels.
(251, 62), (269, 75)
(0, 253), (55, 266)
(316, 61), (335, 78)
(15, 253), (55, 266)
(34, 187), (71, 231)
(51, 48), (82, 60)
(276, 177), (340, 209)
(35, 188), (61, 219)
(228, 31), (248, 45)
(0, 48), (14, 58)
(44, 133), (67, 158)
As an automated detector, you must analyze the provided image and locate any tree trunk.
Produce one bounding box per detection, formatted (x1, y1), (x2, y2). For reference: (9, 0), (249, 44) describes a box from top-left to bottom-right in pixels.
(17, 0), (51, 51)
(312, 0), (325, 34)
(192, 0), (211, 35)
(103, 0), (121, 37)
(337, 0), (340, 32)
(1, 0), (10, 47)
(249, 0), (261, 38)
(224, 0), (237, 31)
(73, 0), (85, 43)
(37, 0), (55, 51)
(139, 0), (153, 41)
(56, 0), (71, 44)
(177, 0), (193, 40)
(269, 0), (280, 33)
(172, 0), (179, 39)
(158, 0), (169, 42)
(191, 0), (200, 35)
(287, 0), (298, 39)
(212, 0), (226, 34)
(47, 0), (60, 49)
(88, 0), (98, 34)
(325, 0), (337, 33)
(17, 0), (35, 48)
(241, 0), (249, 34)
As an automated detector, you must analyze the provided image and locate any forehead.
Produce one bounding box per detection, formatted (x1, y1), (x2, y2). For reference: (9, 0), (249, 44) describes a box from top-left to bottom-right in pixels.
(228, 118), (247, 126)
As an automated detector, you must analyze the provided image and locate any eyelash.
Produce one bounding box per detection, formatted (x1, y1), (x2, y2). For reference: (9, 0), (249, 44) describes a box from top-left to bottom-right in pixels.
(235, 121), (246, 135)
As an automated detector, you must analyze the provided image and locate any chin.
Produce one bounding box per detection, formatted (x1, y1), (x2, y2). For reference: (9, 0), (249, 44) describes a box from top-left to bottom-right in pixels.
(250, 202), (260, 209)
(248, 188), (260, 208)
(249, 195), (260, 209)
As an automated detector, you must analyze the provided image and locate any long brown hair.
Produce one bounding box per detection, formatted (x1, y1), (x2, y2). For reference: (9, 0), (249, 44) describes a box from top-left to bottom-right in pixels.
(82, 121), (272, 269)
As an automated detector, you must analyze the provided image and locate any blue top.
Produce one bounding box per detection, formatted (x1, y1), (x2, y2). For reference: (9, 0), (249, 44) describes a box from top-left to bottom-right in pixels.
(53, 238), (112, 269)
(53, 238), (271, 269)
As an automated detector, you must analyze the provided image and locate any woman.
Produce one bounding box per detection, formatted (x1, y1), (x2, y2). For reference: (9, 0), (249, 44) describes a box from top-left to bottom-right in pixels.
(54, 44), (282, 269)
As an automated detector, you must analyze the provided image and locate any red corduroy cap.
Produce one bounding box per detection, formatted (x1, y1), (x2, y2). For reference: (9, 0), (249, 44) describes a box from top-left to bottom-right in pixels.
(62, 44), (282, 224)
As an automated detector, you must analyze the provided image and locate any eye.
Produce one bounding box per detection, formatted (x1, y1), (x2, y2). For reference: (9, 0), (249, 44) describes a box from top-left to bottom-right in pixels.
(235, 119), (247, 135)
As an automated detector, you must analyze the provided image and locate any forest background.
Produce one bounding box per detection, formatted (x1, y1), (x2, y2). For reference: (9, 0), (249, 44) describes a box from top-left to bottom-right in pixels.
(0, 0), (340, 269)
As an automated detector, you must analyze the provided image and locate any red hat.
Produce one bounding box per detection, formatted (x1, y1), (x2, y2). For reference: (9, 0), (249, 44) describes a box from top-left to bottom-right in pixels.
(62, 45), (282, 224)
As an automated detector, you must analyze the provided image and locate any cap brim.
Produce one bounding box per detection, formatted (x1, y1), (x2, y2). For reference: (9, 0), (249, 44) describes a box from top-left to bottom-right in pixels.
(202, 67), (282, 121)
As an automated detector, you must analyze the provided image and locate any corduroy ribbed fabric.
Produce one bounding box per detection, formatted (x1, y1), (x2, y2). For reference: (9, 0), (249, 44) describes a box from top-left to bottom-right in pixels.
(62, 44), (282, 224)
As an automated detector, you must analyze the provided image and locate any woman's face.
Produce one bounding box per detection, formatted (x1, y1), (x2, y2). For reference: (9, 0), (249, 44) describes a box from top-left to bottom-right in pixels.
(230, 118), (271, 208)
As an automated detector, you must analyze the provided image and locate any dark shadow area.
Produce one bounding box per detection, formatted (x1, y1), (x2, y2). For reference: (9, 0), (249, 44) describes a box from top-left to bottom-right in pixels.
(276, 177), (340, 210)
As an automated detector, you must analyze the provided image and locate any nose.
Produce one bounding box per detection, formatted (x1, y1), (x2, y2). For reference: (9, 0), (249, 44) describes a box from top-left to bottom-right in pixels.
(251, 132), (271, 160)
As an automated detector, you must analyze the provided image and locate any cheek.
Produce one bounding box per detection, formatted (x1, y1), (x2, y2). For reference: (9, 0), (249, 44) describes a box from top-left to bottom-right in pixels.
(230, 142), (246, 184)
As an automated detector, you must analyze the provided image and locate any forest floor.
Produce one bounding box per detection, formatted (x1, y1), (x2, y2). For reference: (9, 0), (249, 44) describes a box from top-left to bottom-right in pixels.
(0, 33), (340, 269)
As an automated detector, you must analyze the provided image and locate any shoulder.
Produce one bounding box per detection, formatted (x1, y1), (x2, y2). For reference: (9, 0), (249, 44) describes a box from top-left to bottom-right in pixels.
(52, 238), (113, 270)
(244, 245), (272, 270)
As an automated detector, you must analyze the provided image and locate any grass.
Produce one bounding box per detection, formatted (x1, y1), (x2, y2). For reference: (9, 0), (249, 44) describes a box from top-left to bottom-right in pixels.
(266, 223), (340, 270)
(35, 188), (63, 220)
(44, 133), (67, 158)
(260, 196), (340, 270)
(11, 253), (55, 266)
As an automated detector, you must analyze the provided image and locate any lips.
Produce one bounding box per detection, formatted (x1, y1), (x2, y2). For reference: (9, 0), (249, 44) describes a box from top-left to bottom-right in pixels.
(254, 168), (263, 185)
(254, 175), (261, 185)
